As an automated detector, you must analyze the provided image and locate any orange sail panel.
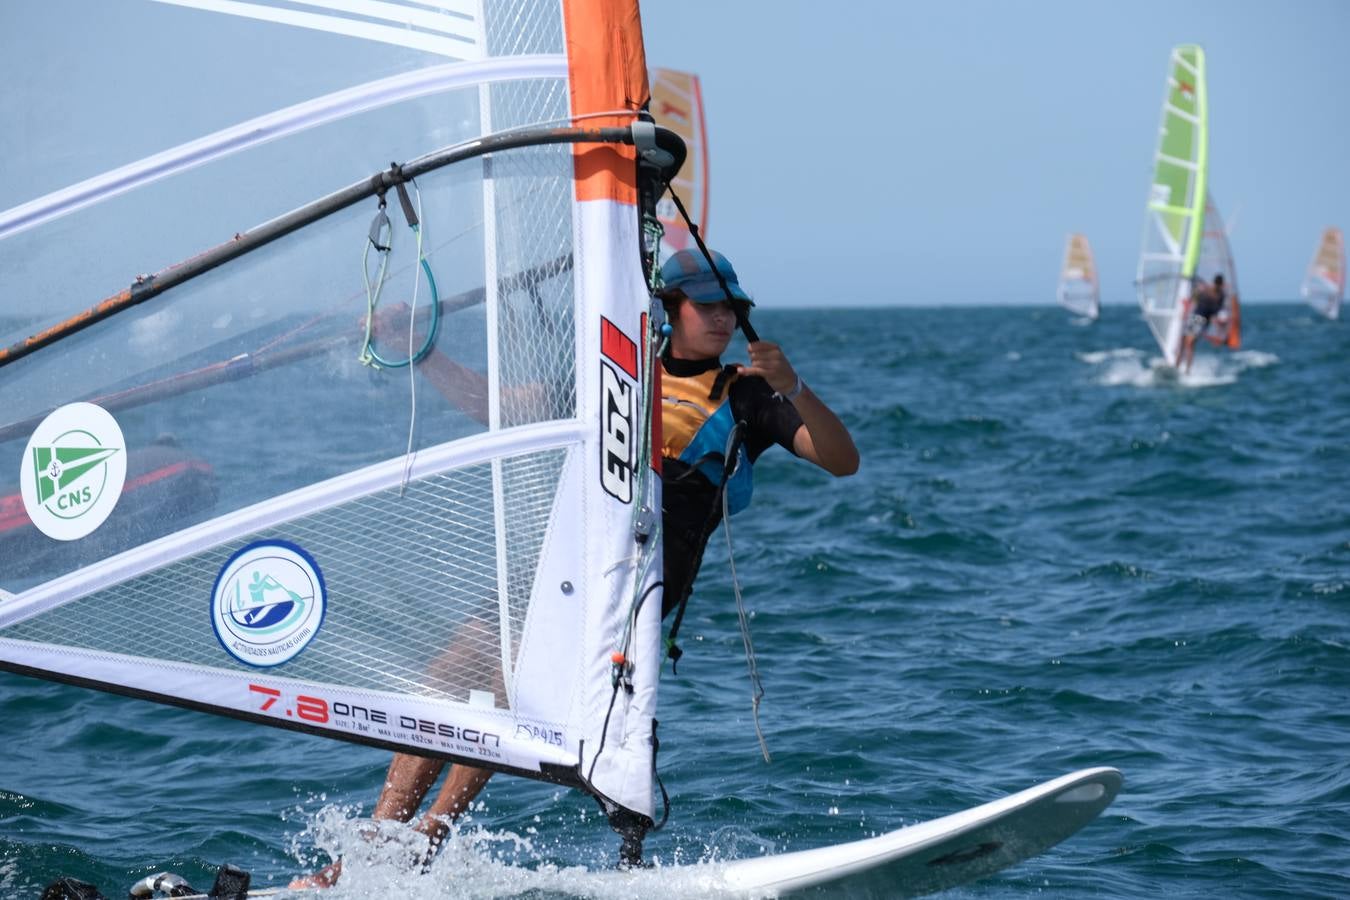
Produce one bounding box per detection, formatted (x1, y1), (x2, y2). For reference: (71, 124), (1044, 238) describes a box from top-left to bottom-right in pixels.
(564, 0), (649, 203)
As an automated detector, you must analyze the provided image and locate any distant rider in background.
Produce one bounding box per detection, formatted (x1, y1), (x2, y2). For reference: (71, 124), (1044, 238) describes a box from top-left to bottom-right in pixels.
(1179, 272), (1226, 373)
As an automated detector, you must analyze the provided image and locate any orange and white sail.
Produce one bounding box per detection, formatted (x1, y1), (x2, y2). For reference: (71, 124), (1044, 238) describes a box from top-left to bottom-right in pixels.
(1302, 226), (1345, 320)
(1197, 193), (1242, 349)
(1057, 233), (1100, 320)
(1, 0), (677, 833)
(649, 68), (709, 257)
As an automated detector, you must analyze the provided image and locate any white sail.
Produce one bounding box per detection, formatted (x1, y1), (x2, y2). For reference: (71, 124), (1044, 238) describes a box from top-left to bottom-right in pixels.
(1057, 233), (1099, 320)
(1, 0), (672, 830)
(1302, 226), (1345, 320)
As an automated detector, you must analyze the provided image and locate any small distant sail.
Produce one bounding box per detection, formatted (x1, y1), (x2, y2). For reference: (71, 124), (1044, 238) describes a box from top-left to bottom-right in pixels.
(1198, 193), (1241, 349)
(1137, 44), (1207, 367)
(1, 0), (681, 839)
(1057, 233), (1100, 320)
(1302, 226), (1345, 320)
(649, 68), (709, 259)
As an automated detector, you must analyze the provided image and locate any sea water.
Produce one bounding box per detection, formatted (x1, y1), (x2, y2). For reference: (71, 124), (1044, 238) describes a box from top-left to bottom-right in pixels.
(2, 304), (1347, 898)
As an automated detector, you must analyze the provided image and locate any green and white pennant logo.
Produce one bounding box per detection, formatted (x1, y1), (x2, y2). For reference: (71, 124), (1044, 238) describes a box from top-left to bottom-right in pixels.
(33, 444), (121, 505)
(20, 403), (127, 541)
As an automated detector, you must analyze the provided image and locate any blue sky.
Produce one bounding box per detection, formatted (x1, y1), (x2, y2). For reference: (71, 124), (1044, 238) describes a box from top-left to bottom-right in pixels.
(643, 1), (1350, 307)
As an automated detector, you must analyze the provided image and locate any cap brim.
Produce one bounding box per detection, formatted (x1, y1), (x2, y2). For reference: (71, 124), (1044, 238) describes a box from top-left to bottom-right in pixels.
(676, 275), (754, 305)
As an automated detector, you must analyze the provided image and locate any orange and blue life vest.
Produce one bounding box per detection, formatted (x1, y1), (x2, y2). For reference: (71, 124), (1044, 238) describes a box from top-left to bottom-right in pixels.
(661, 359), (754, 514)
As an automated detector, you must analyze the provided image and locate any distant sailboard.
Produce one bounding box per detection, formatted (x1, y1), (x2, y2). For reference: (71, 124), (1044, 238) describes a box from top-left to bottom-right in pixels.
(649, 67), (710, 261)
(1136, 44), (1207, 368)
(1058, 233), (1100, 320)
(1302, 226), (1345, 320)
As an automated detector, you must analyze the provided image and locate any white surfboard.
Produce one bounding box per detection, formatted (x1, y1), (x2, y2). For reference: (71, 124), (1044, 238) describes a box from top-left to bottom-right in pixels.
(105, 767), (1120, 899)
(709, 766), (1122, 897)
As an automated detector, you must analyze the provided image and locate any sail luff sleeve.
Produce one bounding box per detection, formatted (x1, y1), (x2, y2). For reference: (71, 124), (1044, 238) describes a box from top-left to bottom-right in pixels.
(562, 0), (663, 822)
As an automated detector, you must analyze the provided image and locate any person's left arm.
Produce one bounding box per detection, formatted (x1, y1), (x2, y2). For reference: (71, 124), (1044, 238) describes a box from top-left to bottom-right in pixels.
(739, 341), (859, 477)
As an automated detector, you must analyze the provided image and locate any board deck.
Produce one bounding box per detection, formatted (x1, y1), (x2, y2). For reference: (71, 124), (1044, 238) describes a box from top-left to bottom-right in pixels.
(713, 766), (1121, 897)
(75, 767), (1119, 899)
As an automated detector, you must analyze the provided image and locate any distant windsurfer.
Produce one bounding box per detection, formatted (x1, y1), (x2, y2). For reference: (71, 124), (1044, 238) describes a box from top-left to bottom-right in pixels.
(291, 248), (859, 887)
(1179, 273), (1226, 372)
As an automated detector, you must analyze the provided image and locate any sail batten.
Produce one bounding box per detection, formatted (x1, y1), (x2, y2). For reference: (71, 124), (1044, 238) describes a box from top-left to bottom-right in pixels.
(1163, 104), (1201, 125)
(148, 0), (482, 57)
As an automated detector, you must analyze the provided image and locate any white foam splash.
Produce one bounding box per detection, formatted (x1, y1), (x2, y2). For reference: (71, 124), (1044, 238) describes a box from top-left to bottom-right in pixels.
(1078, 347), (1156, 386)
(281, 804), (758, 899)
(1079, 345), (1279, 389)
(1232, 349), (1280, 368)
(0, 858), (19, 898)
(1175, 354), (1237, 387)
(1076, 347), (1144, 365)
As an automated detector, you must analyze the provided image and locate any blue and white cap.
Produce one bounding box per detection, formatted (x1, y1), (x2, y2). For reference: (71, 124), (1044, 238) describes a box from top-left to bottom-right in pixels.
(659, 249), (754, 305)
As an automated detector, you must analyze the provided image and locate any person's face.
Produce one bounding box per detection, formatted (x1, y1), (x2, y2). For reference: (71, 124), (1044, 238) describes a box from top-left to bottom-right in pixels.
(669, 298), (736, 359)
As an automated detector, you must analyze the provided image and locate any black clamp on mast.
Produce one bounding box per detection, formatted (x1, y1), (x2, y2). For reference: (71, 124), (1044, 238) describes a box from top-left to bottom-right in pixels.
(632, 119), (686, 285)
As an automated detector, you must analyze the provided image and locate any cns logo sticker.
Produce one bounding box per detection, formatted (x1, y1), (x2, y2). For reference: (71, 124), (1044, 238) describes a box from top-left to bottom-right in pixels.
(212, 541), (326, 667)
(20, 402), (127, 541)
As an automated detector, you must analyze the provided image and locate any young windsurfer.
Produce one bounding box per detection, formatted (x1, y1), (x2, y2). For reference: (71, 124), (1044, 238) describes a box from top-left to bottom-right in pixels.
(1179, 273), (1226, 372)
(292, 248), (859, 887)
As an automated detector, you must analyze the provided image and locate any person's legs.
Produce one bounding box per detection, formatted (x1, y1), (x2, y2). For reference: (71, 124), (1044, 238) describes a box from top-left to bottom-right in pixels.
(374, 754), (448, 820)
(412, 765), (494, 851)
(1180, 311), (1205, 372)
(289, 753), (448, 889)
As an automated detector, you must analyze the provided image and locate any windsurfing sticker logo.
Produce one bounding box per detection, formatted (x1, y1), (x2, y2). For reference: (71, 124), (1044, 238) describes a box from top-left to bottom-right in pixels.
(212, 541), (326, 667)
(20, 402), (127, 541)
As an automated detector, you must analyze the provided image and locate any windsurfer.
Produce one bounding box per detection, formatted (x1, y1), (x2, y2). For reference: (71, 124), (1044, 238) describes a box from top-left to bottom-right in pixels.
(291, 248), (859, 887)
(1179, 273), (1226, 372)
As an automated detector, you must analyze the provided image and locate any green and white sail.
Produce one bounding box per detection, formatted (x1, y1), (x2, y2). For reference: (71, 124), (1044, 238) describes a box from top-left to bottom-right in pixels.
(1137, 44), (1207, 367)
